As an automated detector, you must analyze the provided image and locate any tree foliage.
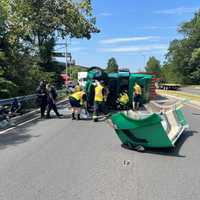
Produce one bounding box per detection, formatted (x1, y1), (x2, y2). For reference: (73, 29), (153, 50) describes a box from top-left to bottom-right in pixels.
(6, 0), (99, 55)
(161, 63), (180, 83)
(68, 65), (87, 81)
(145, 56), (161, 77)
(106, 57), (119, 73)
(0, 0), (99, 98)
(163, 10), (200, 84)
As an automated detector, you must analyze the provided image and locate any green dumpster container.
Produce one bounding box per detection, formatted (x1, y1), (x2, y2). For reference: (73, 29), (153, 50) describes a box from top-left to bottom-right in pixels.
(111, 108), (189, 149)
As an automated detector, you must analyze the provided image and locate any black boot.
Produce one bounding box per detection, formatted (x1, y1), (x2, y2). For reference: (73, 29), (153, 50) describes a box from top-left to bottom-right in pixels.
(46, 115), (51, 119)
(57, 113), (63, 118)
(72, 113), (76, 120)
(77, 114), (81, 120)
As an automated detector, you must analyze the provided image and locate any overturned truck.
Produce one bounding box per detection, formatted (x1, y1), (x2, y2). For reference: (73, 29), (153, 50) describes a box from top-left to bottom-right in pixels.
(84, 67), (154, 110)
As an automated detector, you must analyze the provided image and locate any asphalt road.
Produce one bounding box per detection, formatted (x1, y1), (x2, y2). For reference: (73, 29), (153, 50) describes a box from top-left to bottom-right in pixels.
(0, 103), (200, 200)
(180, 86), (200, 95)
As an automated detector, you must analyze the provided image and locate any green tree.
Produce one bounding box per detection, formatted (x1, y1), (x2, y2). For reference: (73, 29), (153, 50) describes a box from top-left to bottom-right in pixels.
(68, 65), (87, 81)
(164, 10), (200, 84)
(0, 0), (99, 98)
(0, 1), (7, 37)
(106, 57), (119, 73)
(189, 48), (200, 83)
(161, 63), (180, 83)
(0, 1), (18, 98)
(145, 56), (161, 77)
(6, 0), (99, 64)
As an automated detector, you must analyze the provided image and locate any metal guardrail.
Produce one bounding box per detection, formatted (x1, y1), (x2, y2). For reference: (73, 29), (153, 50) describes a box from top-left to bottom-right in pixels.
(0, 89), (67, 118)
(0, 88), (67, 106)
(0, 94), (37, 106)
(0, 98), (69, 131)
(0, 90), (68, 130)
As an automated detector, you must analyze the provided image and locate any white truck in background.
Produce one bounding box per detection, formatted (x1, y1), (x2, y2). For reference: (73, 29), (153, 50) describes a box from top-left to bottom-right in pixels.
(78, 72), (88, 87)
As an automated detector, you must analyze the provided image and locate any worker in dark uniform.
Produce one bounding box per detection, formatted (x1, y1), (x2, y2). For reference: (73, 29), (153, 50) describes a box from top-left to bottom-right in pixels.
(93, 80), (106, 122)
(9, 98), (22, 117)
(69, 89), (86, 120)
(46, 84), (62, 118)
(36, 80), (48, 118)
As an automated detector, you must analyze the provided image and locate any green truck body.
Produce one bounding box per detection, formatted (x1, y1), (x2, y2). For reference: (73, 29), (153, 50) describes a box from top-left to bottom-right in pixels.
(85, 67), (153, 109)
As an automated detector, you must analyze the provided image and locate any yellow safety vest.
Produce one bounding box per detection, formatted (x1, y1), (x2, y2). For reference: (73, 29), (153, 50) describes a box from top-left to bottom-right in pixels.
(95, 84), (104, 102)
(70, 91), (85, 101)
(74, 85), (81, 92)
(119, 93), (129, 105)
(134, 84), (142, 95)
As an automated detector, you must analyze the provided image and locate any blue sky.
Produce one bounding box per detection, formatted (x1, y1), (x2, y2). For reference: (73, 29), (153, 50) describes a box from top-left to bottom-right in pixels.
(56, 0), (200, 72)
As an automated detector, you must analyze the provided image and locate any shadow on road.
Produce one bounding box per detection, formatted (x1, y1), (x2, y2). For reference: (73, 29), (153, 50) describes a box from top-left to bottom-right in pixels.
(192, 113), (200, 116)
(0, 121), (41, 150)
(0, 110), (74, 150)
(154, 95), (169, 101)
(45, 115), (71, 120)
(121, 130), (196, 158)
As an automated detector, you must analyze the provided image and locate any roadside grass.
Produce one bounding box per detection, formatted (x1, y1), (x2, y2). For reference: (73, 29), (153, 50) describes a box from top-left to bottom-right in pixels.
(190, 85), (200, 87)
(157, 89), (200, 102)
(181, 85), (200, 88)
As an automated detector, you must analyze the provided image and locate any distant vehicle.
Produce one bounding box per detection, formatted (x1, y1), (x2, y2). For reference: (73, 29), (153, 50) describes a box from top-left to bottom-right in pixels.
(61, 73), (70, 85)
(78, 72), (88, 87)
(158, 83), (181, 90)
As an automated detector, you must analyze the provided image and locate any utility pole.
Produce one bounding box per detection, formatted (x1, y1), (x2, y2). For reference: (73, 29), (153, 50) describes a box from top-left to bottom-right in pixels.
(65, 42), (68, 76)
(142, 54), (146, 69)
(65, 38), (72, 77)
(142, 54), (146, 70)
(55, 40), (70, 76)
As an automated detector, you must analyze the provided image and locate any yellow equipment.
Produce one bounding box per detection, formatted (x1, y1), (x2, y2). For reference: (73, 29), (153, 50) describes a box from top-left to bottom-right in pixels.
(119, 93), (129, 105)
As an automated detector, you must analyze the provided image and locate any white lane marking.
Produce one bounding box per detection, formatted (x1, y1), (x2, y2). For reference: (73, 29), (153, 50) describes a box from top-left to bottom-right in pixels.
(16, 116), (40, 127)
(0, 127), (15, 134)
(0, 116), (40, 135)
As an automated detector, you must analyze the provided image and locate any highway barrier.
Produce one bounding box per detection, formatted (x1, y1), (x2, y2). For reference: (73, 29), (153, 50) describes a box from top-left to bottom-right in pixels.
(0, 90), (67, 131)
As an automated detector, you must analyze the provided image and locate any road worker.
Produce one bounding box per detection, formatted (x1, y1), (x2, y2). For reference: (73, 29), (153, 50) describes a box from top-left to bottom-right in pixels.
(69, 89), (86, 120)
(9, 98), (22, 117)
(74, 84), (81, 92)
(118, 90), (129, 110)
(36, 80), (48, 118)
(133, 82), (142, 110)
(93, 80), (106, 122)
(46, 84), (62, 118)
